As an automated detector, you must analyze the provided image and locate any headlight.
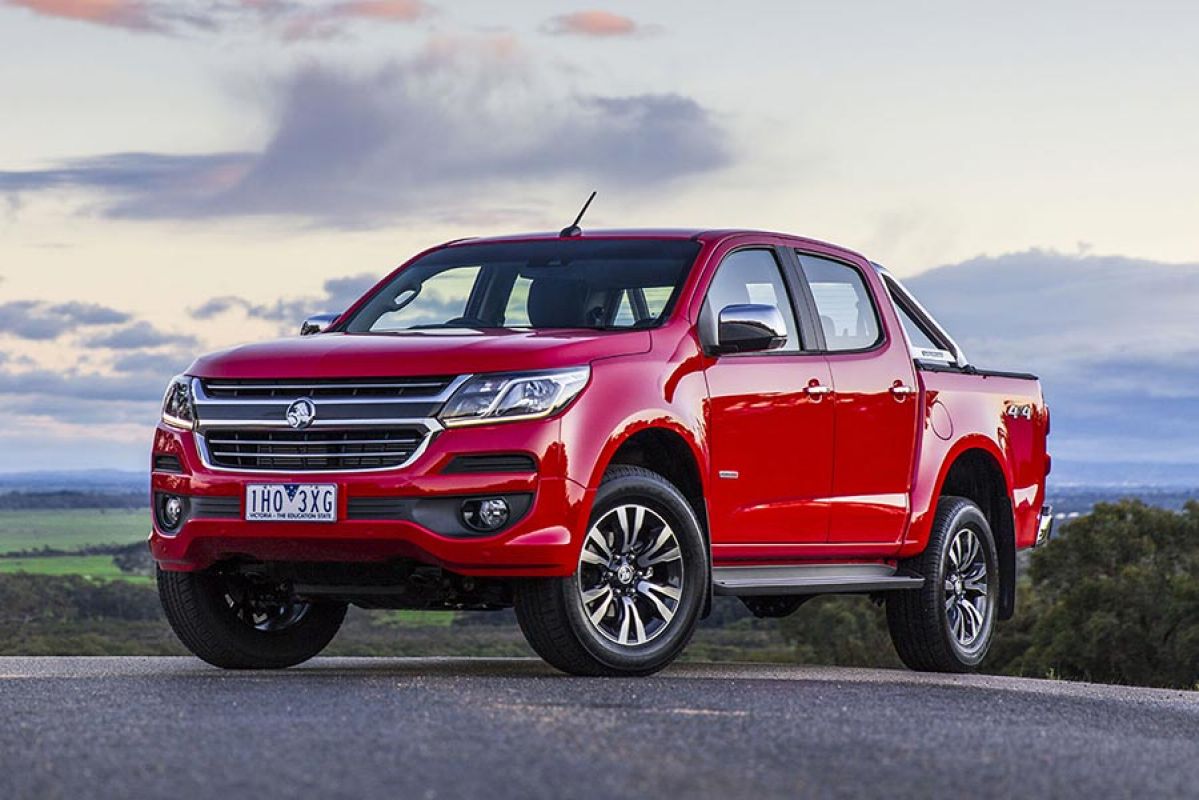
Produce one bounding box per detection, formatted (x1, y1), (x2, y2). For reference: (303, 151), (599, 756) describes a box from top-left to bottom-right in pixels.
(161, 375), (195, 431)
(440, 367), (590, 427)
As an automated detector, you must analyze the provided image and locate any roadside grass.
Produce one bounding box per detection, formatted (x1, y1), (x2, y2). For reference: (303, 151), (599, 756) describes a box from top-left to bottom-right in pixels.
(0, 555), (151, 584)
(375, 610), (457, 627)
(0, 509), (148, 554)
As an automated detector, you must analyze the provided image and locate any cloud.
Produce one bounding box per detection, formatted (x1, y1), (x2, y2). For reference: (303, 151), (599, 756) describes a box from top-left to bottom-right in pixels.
(0, 152), (254, 217)
(192, 272), (377, 331)
(86, 320), (198, 349)
(2, 0), (432, 39)
(906, 249), (1199, 475)
(0, 50), (732, 226)
(4, 0), (160, 32)
(542, 10), (650, 38)
(0, 300), (132, 340)
(275, 0), (432, 41)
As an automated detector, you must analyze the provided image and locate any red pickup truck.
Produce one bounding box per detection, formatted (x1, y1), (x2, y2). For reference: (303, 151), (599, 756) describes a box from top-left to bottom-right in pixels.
(151, 228), (1051, 676)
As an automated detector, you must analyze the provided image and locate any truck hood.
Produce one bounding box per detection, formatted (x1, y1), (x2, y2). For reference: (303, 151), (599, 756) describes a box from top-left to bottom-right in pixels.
(188, 329), (652, 379)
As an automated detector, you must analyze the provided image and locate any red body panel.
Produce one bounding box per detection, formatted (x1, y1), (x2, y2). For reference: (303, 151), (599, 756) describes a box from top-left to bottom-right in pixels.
(150, 228), (1049, 579)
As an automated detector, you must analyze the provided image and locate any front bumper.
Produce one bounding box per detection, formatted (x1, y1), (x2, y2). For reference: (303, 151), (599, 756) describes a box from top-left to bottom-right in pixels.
(149, 418), (590, 577)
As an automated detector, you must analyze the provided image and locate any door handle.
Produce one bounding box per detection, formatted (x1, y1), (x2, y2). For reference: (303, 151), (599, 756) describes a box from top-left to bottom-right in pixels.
(890, 384), (917, 399)
(805, 384), (833, 396)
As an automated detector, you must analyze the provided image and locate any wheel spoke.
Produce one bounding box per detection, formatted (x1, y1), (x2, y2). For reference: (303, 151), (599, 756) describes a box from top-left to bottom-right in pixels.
(588, 588), (614, 626)
(637, 581), (677, 624)
(629, 506), (646, 547)
(580, 548), (608, 566)
(964, 577), (988, 595)
(962, 531), (979, 567)
(641, 581), (681, 602)
(581, 586), (611, 604)
(962, 599), (984, 632)
(628, 598), (647, 643)
(616, 597), (633, 645)
(638, 527), (674, 565)
(640, 546), (681, 567)
(586, 528), (612, 560)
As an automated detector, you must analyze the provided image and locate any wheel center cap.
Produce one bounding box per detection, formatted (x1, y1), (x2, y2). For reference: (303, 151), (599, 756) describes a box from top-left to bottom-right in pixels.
(954, 576), (964, 595)
(616, 564), (636, 585)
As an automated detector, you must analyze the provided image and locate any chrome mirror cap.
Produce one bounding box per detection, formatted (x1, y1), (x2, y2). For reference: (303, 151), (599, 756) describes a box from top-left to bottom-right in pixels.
(300, 312), (339, 336)
(714, 303), (787, 355)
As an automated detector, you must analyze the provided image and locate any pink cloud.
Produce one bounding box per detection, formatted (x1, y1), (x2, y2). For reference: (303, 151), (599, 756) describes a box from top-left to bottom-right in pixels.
(333, 0), (429, 22)
(4, 0), (158, 31)
(544, 10), (644, 37)
(278, 0), (432, 41)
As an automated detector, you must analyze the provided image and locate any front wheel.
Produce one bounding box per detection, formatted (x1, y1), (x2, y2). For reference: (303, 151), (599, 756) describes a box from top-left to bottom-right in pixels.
(158, 567), (346, 669)
(515, 466), (708, 676)
(886, 497), (998, 672)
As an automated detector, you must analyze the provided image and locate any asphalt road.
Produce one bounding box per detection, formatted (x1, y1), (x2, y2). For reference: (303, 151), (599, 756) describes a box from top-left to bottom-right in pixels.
(2, 658), (1197, 800)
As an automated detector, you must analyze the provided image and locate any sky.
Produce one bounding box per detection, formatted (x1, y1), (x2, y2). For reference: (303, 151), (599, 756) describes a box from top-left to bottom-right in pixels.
(0, 0), (1197, 480)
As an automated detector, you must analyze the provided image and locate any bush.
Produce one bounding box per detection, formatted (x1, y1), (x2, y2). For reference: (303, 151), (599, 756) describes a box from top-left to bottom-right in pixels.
(995, 501), (1199, 688)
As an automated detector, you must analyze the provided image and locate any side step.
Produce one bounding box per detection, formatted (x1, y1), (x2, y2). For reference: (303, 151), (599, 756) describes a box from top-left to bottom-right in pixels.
(712, 563), (925, 597)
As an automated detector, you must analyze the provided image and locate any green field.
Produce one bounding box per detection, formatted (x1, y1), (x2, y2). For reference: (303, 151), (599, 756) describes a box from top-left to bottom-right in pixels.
(0, 509), (148, 554)
(0, 554), (151, 584)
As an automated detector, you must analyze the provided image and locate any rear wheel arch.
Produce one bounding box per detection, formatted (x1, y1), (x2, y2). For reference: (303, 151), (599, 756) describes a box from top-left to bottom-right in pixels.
(935, 447), (1017, 620)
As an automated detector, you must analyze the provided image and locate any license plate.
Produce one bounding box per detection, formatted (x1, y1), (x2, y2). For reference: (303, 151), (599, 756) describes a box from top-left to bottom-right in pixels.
(246, 484), (338, 522)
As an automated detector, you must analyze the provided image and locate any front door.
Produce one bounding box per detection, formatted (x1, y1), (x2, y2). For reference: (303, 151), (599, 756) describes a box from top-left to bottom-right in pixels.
(795, 251), (919, 544)
(702, 247), (835, 549)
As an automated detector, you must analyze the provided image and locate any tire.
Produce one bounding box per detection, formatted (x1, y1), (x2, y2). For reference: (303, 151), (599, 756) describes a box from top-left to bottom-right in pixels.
(886, 497), (998, 673)
(158, 567), (347, 669)
(515, 465), (708, 677)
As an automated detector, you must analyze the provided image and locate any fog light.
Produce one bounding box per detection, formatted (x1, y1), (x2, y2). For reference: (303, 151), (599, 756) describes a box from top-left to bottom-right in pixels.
(461, 497), (510, 532)
(159, 494), (185, 531)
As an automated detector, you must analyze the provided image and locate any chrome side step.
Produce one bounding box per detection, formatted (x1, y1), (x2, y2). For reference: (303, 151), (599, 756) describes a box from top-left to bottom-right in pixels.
(712, 564), (925, 597)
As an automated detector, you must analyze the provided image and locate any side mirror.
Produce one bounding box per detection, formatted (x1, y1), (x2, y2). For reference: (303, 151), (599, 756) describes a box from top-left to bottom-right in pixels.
(714, 303), (787, 354)
(301, 312), (339, 336)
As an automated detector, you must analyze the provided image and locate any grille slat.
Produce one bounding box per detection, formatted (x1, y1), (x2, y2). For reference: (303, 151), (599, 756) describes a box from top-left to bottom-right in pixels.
(203, 428), (428, 471)
(201, 377), (454, 400)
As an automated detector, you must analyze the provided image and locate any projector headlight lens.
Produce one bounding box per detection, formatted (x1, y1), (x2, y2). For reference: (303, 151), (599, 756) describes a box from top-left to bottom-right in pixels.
(439, 367), (590, 427)
(161, 375), (195, 431)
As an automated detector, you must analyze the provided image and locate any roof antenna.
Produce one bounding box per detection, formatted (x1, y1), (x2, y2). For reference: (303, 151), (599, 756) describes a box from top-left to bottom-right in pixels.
(559, 190), (597, 238)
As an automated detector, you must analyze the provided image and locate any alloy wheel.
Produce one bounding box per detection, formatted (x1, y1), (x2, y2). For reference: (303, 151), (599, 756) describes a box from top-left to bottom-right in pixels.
(576, 504), (685, 646)
(943, 527), (990, 649)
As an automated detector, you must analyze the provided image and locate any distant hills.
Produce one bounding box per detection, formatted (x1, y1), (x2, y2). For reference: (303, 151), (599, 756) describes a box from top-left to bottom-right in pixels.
(0, 470), (147, 493)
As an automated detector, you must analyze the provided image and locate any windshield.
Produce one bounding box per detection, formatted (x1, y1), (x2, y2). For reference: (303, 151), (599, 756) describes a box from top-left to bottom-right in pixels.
(342, 239), (701, 333)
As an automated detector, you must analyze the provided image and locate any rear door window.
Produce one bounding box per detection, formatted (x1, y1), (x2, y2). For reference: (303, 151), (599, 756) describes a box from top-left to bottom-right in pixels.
(796, 254), (882, 352)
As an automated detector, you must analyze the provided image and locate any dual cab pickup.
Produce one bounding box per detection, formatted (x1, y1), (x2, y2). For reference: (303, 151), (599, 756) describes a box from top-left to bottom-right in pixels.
(151, 228), (1050, 676)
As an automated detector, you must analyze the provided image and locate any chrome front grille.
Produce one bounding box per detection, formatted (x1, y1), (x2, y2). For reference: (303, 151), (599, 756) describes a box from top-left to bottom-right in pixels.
(203, 428), (429, 471)
(192, 375), (464, 473)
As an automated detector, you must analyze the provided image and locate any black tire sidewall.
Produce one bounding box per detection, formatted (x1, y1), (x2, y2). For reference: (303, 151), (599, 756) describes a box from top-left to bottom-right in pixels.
(159, 568), (346, 669)
(557, 470), (707, 672)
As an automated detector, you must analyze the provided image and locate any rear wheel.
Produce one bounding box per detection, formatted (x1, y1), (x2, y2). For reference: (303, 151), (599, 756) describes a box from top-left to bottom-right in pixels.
(158, 567), (346, 669)
(515, 466), (708, 676)
(886, 497), (998, 672)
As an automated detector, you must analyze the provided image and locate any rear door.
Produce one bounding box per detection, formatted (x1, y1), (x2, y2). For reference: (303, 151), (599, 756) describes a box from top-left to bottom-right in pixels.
(791, 250), (920, 545)
(702, 246), (835, 547)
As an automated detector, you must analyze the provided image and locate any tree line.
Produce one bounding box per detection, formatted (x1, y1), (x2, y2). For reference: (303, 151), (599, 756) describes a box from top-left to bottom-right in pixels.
(2, 500), (1196, 689)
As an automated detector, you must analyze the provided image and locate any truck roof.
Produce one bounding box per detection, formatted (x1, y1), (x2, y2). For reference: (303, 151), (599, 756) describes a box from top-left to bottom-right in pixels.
(442, 228), (848, 250)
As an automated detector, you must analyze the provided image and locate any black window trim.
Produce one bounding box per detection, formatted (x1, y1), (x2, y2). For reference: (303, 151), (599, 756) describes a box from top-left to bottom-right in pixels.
(699, 244), (823, 358)
(786, 248), (889, 356)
